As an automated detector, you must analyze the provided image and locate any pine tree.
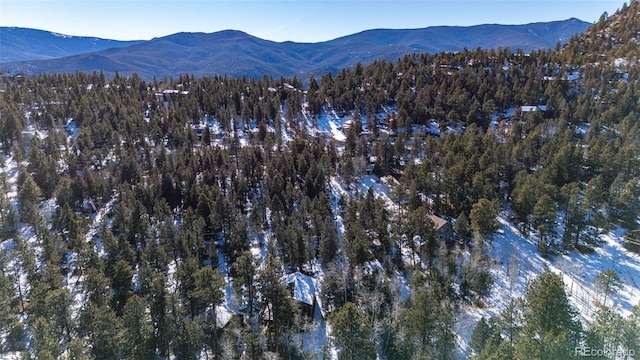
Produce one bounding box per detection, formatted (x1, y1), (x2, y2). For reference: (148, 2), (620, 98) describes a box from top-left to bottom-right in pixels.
(622, 303), (640, 358)
(404, 285), (455, 358)
(147, 272), (171, 357)
(0, 172), (18, 235)
(344, 214), (371, 265)
(26, 270), (73, 353)
(470, 198), (501, 241)
(407, 206), (437, 261)
(188, 266), (224, 314)
(227, 212), (249, 264)
(562, 182), (588, 249)
(470, 317), (496, 356)
(29, 316), (59, 360)
(0, 248), (19, 351)
(615, 178), (640, 230)
(474, 335), (514, 360)
(585, 307), (625, 359)
(496, 298), (525, 346)
(319, 219), (338, 264)
(461, 247), (494, 304)
(257, 255), (296, 353)
(110, 258), (134, 316)
(594, 268), (623, 306)
(516, 271), (581, 359)
(173, 315), (204, 360)
(122, 294), (155, 360)
(27, 137), (58, 198)
(232, 251), (257, 317)
(17, 171), (43, 226)
(454, 212), (472, 240)
(331, 302), (376, 360)
(531, 194), (557, 254)
(511, 171), (540, 232)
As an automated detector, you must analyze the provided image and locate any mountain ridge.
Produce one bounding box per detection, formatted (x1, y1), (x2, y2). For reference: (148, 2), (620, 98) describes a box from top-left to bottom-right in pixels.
(0, 27), (144, 63)
(1, 19), (591, 80)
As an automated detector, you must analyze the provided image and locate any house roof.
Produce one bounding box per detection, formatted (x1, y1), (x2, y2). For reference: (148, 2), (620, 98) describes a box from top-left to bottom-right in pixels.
(427, 214), (448, 231)
(215, 305), (234, 329)
(521, 105), (547, 112)
(285, 272), (316, 306)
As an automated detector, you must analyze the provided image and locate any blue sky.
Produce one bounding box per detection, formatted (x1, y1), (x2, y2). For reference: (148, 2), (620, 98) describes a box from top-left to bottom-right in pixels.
(0, 0), (625, 42)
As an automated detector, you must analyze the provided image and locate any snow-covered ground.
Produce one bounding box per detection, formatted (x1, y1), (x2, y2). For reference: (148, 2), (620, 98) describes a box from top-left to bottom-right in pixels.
(0, 353), (20, 360)
(312, 107), (347, 142)
(329, 176), (347, 240)
(357, 174), (396, 209)
(1, 155), (19, 208)
(215, 242), (236, 313)
(85, 196), (117, 257)
(456, 214), (640, 357)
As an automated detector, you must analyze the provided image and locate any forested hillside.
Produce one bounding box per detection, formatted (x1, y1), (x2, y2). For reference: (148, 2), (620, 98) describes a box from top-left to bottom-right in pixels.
(0, 1), (639, 360)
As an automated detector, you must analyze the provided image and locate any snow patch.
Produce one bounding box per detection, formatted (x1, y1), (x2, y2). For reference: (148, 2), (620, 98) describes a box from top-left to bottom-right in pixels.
(456, 214), (640, 354)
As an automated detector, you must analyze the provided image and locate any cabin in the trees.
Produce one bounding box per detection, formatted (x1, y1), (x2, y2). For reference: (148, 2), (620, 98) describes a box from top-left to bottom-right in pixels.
(520, 105), (547, 113)
(214, 305), (235, 329)
(427, 214), (454, 243)
(624, 229), (640, 254)
(285, 272), (322, 319)
(366, 156), (377, 175)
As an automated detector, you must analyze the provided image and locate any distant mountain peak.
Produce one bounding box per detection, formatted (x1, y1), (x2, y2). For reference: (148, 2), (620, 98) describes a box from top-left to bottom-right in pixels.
(0, 27), (143, 63)
(2, 18), (591, 80)
(50, 31), (74, 39)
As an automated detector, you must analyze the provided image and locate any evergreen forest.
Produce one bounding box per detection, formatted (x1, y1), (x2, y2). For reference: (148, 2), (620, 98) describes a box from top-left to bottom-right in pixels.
(0, 2), (639, 359)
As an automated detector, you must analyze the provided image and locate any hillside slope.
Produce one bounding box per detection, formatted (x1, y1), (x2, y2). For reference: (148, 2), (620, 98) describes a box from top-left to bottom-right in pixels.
(0, 27), (143, 63)
(0, 19), (590, 80)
